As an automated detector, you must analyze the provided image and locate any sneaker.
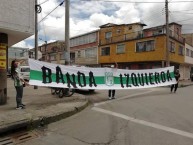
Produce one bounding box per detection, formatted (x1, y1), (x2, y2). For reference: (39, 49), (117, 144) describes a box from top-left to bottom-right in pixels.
(112, 97), (116, 99)
(21, 104), (26, 107)
(108, 97), (112, 100)
(16, 106), (25, 110)
(16, 106), (23, 110)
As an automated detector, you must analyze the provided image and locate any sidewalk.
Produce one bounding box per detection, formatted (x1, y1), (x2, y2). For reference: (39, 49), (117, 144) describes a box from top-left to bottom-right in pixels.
(0, 78), (89, 134)
(179, 79), (193, 87)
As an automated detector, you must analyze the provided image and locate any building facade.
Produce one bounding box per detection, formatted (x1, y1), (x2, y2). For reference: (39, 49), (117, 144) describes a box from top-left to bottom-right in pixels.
(8, 47), (29, 67)
(30, 41), (66, 65)
(98, 22), (185, 74)
(179, 42), (193, 80)
(0, 0), (34, 47)
(70, 30), (99, 66)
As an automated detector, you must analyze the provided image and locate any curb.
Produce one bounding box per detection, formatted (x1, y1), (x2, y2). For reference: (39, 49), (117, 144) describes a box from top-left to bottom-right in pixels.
(30, 100), (89, 129)
(0, 100), (89, 135)
(161, 83), (193, 88)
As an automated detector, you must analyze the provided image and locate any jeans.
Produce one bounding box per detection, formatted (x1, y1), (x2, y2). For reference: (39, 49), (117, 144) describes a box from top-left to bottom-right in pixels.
(15, 86), (23, 107)
(108, 90), (115, 98)
(171, 83), (178, 92)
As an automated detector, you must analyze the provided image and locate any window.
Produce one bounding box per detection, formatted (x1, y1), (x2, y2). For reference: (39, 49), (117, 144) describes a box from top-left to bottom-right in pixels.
(70, 32), (97, 47)
(60, 53), (65, 60)
(116, 44), (125, 54)
(117, 29), (121, 34)
(46, 55), (49, 60)
(50, 55), (56, 61)
(191, 50), (193, 58)
(77, 51), (81, 58)
(169, 30), (172, 36)
(105, 32), (112, 39)
(186, 48), (190, 56)
(85, 47), (96, 58)
(136, 40), (155, 52)
(178, 45), (184, 55)
(101, 47), (110, 56)
(89, 33), (97, 43)
(128, 26), (132, 30)
(169, 41), (175, 52)
(176, 28), (179, 35)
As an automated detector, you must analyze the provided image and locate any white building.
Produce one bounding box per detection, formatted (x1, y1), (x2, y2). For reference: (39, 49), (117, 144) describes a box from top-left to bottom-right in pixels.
(0, 0), (35, 104)
(180, 43), (193, 80)
(0, 0), (34, 47)
(8, 47), (29, 66)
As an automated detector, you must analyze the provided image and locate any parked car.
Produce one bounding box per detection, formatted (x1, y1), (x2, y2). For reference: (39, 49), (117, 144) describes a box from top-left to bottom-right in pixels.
(20, 66), (30, 81)
(7, 67), (11, 78)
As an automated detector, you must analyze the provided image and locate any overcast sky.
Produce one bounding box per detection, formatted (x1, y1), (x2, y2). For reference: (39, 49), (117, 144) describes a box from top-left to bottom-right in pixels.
(13, 0), (193, 49)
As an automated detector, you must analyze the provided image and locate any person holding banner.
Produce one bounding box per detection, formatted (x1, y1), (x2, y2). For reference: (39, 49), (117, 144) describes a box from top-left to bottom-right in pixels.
(108, 63), (118, 100)
(171, 69), (180, 93)
(11, 60), (29, 110)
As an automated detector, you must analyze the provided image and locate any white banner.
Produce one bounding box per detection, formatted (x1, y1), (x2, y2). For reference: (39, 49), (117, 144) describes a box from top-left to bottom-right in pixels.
(28, 59), (176, 90)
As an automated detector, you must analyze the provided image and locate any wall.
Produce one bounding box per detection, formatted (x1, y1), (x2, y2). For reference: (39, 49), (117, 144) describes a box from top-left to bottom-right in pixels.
(0, 0), (34, 46)
(185, 43), (193, 64)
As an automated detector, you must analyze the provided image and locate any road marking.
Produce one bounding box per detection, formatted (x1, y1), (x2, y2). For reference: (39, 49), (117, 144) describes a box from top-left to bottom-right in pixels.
(92, 107), (193, 139)
(94, 90), (154, 107)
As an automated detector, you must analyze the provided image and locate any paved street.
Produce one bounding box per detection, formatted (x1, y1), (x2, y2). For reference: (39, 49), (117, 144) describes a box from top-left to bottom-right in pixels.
(9, 85), (193, 145)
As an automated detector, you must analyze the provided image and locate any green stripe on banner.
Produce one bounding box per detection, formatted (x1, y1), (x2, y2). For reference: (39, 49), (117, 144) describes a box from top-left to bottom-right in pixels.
(30, 70), (105, 84)
(30, 70), (175, 85)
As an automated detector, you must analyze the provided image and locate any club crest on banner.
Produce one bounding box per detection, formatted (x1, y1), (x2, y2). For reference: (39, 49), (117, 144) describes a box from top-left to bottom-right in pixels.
(105, 72), (114, 86)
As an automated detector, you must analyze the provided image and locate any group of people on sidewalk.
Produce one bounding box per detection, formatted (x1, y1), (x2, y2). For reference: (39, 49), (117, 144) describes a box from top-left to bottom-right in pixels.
(108, 64), (181, 100)
(10, 59), (182, 110)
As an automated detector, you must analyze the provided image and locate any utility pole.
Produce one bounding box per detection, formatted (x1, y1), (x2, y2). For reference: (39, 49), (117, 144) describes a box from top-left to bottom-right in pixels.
(165, 0), (170, 67)
(34, 0), (41, 89)
(65, 0), (70, 65)
(0, 33), (8, 105)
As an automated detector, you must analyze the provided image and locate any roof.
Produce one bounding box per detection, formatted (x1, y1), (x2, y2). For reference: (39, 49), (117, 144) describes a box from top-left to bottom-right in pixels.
(100, 22), (147, 28)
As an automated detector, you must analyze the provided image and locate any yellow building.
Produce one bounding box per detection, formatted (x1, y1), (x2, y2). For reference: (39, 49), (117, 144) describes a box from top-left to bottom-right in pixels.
(98, 22), (185, 70)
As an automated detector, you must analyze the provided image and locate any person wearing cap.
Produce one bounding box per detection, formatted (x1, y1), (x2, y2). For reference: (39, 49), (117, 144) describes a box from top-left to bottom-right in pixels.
(171, 69), (180, 93)
(108, 63), (118, 100)
(11, 60), (29, 109)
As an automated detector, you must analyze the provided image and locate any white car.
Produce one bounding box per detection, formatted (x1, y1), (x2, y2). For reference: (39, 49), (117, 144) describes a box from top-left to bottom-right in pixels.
(20, 66), (30, 81)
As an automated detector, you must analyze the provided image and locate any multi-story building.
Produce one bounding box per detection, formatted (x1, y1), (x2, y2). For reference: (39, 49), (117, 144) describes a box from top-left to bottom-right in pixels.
(98, 22), (185, 73)
(8, 47), (29, 67)
(183, 33), (193, 46)
(70, 30), (99, 66)
(180, 43), (193, 80)
(181, 33), (193, 80)
(31, 41), (66, 65)
(37, 30), (99, 66)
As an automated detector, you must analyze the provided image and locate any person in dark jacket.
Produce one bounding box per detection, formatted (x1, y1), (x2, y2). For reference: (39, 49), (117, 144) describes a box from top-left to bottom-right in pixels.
(171, 69), (180, 93)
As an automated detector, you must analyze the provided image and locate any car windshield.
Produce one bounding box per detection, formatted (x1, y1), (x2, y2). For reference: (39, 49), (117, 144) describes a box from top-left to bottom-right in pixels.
(21, 68), (30, 72)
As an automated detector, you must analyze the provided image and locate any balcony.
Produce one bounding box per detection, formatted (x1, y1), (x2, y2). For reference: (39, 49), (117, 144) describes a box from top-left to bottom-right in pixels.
(99, 30), (185, 46)
(100, 32), (142, 45)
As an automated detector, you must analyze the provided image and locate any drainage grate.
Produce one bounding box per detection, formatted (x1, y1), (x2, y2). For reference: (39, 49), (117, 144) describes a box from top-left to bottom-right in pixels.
(0, 131), (39, 145)
(0, 137), (14, 145)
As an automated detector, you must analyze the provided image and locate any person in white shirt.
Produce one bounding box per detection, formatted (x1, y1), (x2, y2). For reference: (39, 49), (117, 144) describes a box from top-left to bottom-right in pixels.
(11, 60), (29, 109)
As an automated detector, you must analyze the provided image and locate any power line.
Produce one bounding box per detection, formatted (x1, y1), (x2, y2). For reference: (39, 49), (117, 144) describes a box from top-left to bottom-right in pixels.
(39, 0), (49, 5)
(170, 8), (193, 12)
(39, 1), (64, 23)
